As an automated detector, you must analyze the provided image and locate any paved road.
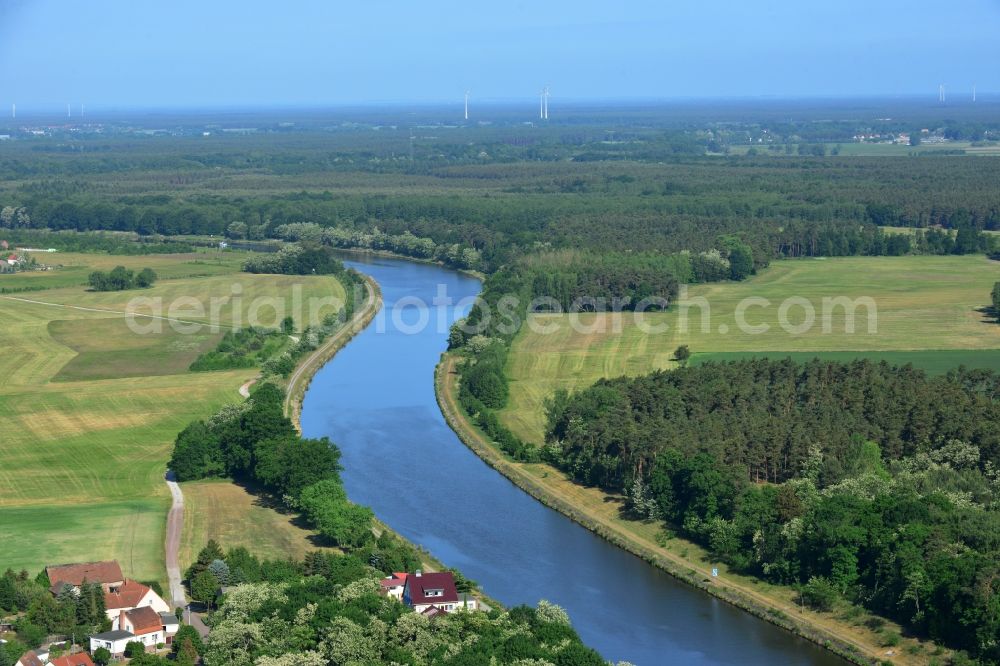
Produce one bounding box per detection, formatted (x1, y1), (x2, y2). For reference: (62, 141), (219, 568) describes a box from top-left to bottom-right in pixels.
(164, 470), (187, 609)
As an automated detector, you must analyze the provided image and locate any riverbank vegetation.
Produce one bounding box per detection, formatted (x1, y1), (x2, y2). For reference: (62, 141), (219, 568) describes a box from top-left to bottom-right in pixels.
(545, 359), (1000, 662)
(177, 543), (612, 666)
(169, 383), (419, 564)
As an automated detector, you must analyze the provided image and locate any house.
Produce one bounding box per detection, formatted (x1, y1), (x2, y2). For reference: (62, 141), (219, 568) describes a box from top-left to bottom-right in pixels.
(104, 579), (170, 622)
(119, 606), (166, 647)
(401, 571), (477, 614)
(420, 605), (448, 619)
(14, 651), (93, 666)
(46, 561), (124, 595)
(49, 654), (95, 666)
(160, 613), (180, 645)
(15, 650), (48, 666)
(379, 572), (408, 601)
(88, 630), (134, 658)
(90, 606), (168, 657)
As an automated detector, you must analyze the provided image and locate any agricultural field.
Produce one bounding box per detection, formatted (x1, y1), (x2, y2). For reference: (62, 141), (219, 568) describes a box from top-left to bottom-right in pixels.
(0, 249), (242, 292)
(0, 251), (346, 583)
(499, 255), (1000, 443)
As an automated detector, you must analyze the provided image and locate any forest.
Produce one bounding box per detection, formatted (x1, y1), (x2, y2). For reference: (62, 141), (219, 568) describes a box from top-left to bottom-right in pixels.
(544, 359), (1000, 661)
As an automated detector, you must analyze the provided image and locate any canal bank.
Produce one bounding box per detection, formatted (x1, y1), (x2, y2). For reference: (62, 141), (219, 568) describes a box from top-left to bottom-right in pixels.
(299, 253), (849, 666)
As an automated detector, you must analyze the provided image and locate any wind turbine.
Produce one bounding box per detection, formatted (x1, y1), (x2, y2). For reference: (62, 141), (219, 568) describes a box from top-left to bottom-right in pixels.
(939, 84), (946, 103)
(10, 103), (14, 119)
(540, 88), (544, 119)
(543, 86), (550, 120)
(67, 103), (71, 118)
(464, 90), (469, 121)
(972, 84), (977, 103)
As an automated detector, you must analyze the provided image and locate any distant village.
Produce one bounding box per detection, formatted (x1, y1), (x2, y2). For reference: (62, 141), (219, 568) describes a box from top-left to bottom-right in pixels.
(0, 240), (52, 274)
(3, 560), (479, 665)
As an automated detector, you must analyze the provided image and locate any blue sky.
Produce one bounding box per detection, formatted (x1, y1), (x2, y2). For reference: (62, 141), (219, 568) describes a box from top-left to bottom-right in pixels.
(0, 0), (997, 109)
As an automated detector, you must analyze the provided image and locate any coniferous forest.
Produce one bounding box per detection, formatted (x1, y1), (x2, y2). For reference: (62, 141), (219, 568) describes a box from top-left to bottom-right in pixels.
(545, 360), (1000, 660)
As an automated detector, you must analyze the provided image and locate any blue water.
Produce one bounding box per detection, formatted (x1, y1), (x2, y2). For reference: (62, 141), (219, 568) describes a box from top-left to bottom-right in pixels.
(301, 254), (844, 666)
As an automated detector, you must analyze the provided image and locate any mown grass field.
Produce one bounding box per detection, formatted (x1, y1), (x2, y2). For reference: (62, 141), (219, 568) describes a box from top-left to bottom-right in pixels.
(0, 252), (346, 582)
(0, 249), (243, 292)
(500, 255), (1000, 443)
(178, 479), (339, 569)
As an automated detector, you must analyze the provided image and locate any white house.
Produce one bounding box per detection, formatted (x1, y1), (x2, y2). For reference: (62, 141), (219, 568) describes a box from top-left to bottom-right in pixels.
(160, 613), (180, 645)
(401, 571), (478, 614)
(118, 606), (165, 647)
(104, 579), (170, 623)
(89, 630), (135, 659)
(379, 572), (408, 601)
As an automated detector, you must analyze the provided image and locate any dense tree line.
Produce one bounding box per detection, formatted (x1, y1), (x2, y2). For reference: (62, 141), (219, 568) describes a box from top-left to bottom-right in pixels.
(0, 228), (193, 255)
(184, 544), (611, 666)
(242, 242), (359, 278)
(4, 149), (999, 275)
(0, 569), (110, 664)
(87, 265), (156, 291)
(545, 359), (1000, 661)
(273, 222), (483, 271)
(168, 384), (374, 550)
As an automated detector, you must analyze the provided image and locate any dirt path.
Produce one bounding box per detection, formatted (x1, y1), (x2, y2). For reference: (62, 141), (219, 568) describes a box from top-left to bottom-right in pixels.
(164, 470), (187, 609)
(436, 354), (923, 666)
(238, 378), (256, 398)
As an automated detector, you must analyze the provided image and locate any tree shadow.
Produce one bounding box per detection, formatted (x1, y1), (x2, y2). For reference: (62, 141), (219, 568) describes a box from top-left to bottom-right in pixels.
(975, 305), (999, 324)
(234, 478), (337, 549)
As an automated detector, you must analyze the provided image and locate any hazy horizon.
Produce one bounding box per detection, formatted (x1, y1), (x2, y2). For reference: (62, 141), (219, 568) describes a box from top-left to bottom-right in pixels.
(1, 0), (998, 110)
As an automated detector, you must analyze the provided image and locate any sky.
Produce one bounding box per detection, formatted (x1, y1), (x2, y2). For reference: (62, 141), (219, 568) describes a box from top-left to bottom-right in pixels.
(0, 0), (998, 110)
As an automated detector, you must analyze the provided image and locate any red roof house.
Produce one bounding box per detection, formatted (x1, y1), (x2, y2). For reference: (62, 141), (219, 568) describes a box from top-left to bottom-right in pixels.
(46, 561), (124, 594)
(50, 654), (96, 666)
(402, 571), (460, 613)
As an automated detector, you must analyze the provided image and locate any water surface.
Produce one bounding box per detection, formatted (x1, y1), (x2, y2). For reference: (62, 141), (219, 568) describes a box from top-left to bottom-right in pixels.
(301, 254), (844, 666)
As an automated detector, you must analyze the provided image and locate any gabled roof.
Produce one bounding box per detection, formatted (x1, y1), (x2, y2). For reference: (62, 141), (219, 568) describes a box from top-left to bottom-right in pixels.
(15, 650), (46, 666)
(50, 654), (96, 666)
(104, 579), (152, 610)
(379, 572), (408, 589)
(403, 572), (459, 606)
(421, 605), (447, 618)
(47, 561), (123, 588)
(125, 606), (162, 635)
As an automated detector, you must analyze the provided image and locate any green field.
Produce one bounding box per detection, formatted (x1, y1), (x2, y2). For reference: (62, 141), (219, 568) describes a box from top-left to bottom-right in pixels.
(0, 250), (242, 292)
(500, 255), (1000, 443)
(0, 252), (346, 582)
